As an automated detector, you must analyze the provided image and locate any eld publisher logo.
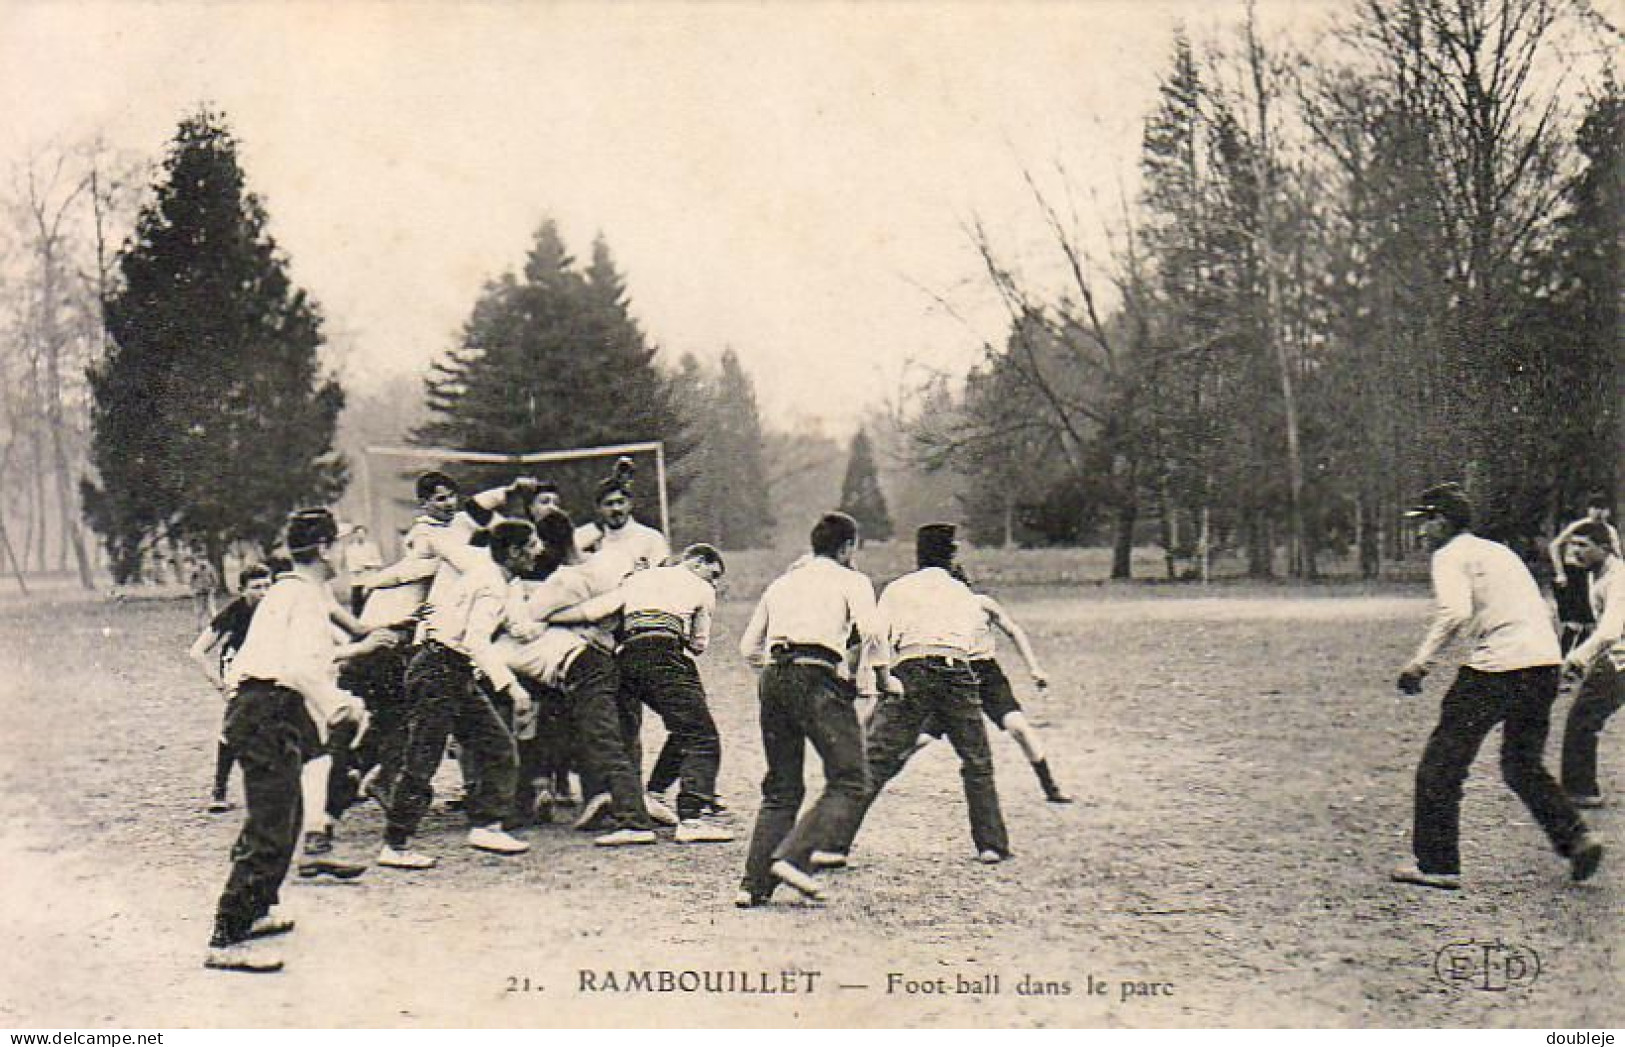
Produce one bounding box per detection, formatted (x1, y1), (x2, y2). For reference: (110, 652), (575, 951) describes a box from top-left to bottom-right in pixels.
(1433, 940), (1541, 992)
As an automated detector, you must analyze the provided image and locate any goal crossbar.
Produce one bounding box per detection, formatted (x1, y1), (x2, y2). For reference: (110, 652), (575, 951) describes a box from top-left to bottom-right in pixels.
(359, 440), (669, 539)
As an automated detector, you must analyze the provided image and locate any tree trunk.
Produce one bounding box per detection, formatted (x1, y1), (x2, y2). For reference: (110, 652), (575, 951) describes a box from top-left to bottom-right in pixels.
(1111, 502), (1136, 581)
(1357, 492), (1380, 580)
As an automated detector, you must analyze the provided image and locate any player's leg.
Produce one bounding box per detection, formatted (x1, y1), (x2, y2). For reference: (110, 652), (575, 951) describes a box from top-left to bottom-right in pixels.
(452, 677), (525, 853)
(826, 664), (932, 857)
(1561, 660), (1623, 805)
(1500, 666), (1601, 879)
(637, 647), (723, 829)
(934, 664), (1011, 861)
(773, 667), (868, 877)
(1403, 669), (1502, 881)
(566, 647), (657, 844)
(979, 659), (1071, 803)
(740, 665), (811, 904)
(647, 734), (683, 796)
(379, 644), (460, 867)
(210, 729), (237, 812)
(206, 683), (306, 971)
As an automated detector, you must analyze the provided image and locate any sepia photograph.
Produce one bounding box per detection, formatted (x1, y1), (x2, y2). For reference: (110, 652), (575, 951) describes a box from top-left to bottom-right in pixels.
(0, 0), (1620, 1031)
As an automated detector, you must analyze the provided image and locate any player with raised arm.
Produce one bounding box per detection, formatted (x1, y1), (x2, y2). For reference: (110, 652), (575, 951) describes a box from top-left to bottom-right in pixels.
(1558, 521), (1623, 810)
(377, 519), (540, 869)
(1551, 493), (1621, 654)
(574, 457), (670, 572)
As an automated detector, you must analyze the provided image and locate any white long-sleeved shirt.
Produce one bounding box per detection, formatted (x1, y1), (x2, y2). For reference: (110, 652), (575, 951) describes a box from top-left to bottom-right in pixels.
(1410, 532), (1561, 672)
(421, 554), (518, 692)
(575, 518), (669, 572)
(360, 513), (478, 629)
(617, 564), (716, 653)
(878, 567), (986, 661)
(227, 573), (354, 739)
(1569, 555), (1625, 671)
(738, 555), (884, 670)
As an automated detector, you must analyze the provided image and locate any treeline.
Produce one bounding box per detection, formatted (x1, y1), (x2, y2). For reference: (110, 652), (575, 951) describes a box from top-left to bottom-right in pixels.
(911, 0), (1621, 579)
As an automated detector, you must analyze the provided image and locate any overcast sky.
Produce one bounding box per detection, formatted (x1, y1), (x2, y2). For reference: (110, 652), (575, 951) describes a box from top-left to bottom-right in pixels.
(2, 1), (1346, 435)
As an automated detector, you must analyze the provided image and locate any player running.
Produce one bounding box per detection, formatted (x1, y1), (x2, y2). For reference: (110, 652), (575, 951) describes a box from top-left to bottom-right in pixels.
(913, 569), (1072, 804)
(1390, 483), (1603, 891)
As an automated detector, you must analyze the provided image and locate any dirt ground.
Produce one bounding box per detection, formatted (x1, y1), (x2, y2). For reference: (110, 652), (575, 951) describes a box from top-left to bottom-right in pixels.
(0, 581), (1618, 1029)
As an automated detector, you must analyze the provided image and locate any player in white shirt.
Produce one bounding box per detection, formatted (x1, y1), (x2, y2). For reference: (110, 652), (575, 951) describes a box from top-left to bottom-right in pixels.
(835, 523), (1013, 866)
(1391, 483), (1601, 890)
(546, 544), (729, 842)
(377, 520), (540, 869)
(735, 512), (887, 906)
(205, 508), (396, 973)
(574, 458), (670, 573)
(1558, 520), (1623, 808)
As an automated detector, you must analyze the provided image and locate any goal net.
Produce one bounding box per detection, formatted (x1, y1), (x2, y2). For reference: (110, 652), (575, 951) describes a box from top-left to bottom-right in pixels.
(351, 440), (669, 561)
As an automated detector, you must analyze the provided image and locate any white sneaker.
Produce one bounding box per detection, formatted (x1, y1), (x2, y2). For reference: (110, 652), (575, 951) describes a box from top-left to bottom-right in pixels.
(674, 816), (736, 844)
(810, 850), (849, 870)
(594, 827), (658, 847)
(643, 792), (679, 827)
(377, 844), (438, 870)
(769, 859), (826, 901)
(467, 825), (530, 854)
(203, 943), (284, 972)
(572, 792), (614, 831)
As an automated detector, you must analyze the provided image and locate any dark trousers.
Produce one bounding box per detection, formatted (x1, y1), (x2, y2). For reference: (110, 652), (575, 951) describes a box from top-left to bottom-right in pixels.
(564, 646), (652, 829)
(838, 659), (1011, 858)
(212, 738), (236, 799)
(1412, 665), (1586, 874)
(741, 662), (870, 894)
(1562, 660), (1622, 798)
(337, 641), (413, 798)
(516, 680), (576, 817)
(212, 681), (318, 945)
(618, 636), (721, 820)
(647, 736), (683, 796)
(385, 642), (518, 845)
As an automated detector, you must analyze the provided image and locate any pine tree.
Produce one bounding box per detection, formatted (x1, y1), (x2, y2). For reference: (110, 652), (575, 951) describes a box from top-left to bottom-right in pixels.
(838, 428), (892, 541)
(83, 108), (345, 581)
(669, 349), (774, 548)
(415, 221), (687, 511)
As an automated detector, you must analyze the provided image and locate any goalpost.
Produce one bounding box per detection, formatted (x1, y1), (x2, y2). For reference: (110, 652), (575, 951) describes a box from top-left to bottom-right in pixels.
(357, 440), (669, 558)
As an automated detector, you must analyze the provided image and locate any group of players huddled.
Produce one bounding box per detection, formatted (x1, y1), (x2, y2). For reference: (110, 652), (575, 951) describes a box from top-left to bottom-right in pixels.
(192, 459), (1071, 972)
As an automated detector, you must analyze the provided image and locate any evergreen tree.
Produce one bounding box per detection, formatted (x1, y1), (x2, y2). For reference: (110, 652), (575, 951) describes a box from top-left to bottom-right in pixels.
(415, 221), (687, 511)
(83, 108), (345, 581)
(838, 428), (892, 541)
(668, 349), (774, 548)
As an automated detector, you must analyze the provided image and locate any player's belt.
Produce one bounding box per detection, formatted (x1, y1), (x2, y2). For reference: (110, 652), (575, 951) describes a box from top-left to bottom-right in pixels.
(768, 643), (842, 670)
(895, 644), (974, 668)
(621, 627), (684, 645)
